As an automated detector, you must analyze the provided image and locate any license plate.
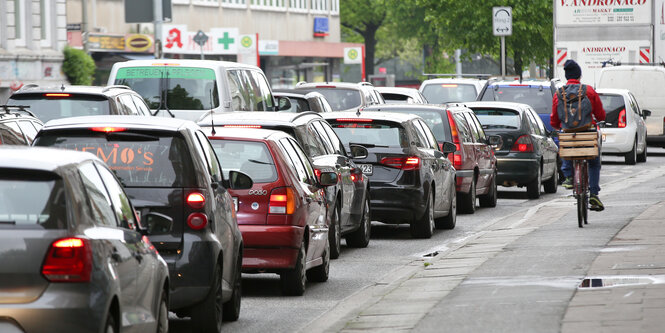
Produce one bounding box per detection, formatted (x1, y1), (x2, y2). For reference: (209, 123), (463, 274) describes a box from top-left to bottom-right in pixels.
(359, 164), (373, 175)
(232, 197), (238, 212)
(601, 134), (606, 142)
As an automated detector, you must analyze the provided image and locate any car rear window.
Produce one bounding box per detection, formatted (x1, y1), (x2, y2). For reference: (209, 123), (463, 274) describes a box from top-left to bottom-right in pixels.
(472, 108), (521, 130)
(599, 94), (625, 128)
(34, 131), (196, 188)
(114, 66), (220, 111)
(421, 83), (477, 103)
(376, 109), (449, 141)
(480, 85), (553, 114)
(209, 139), (278, 183)
(0, 170), (67, 229)
(328, 120), (409, 148)
(8, 93), (111, 123)
(298, 88), (361, 111)
(280, 96), (310, 113)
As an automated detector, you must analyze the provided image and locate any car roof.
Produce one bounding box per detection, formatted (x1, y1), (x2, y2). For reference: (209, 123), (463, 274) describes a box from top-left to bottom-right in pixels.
(111, 59), (261, 71)
(322, 111), (419, 122)
(487, 80), (553, 87)
(295, 82), (372, 90)
(273, 90), (326, 99)
(463, 101), (532, 111)
(0, 106), (42, 123)
(199, 111), (322, 127)
(203, 127), (292, 141)
(595, 88), (631, 95)
(601, 65), (665, 73)
(12, 85), (135, 97)
(362, 104), (450, 113)
(0, 146), (99, 172)
(421, 78), (487, 85)
(40, 115), (199, 132)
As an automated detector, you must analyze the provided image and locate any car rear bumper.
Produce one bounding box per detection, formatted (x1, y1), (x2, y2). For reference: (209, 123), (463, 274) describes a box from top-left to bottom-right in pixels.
(368, 184), (426, 223)
(601, 129), (633, 153)
(495, 157), (539, 186)
(240, 225), (304, 270)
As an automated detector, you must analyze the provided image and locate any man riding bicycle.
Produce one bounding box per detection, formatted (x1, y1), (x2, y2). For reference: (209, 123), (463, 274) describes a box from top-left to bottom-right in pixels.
(550, 59), (606, 211)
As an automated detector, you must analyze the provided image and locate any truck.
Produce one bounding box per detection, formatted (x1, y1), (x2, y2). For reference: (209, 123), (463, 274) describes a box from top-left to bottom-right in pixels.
(553, 0), (665, 86)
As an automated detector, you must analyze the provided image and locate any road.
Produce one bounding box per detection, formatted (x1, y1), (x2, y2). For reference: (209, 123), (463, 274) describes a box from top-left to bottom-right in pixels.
(170, 151), (665, 332)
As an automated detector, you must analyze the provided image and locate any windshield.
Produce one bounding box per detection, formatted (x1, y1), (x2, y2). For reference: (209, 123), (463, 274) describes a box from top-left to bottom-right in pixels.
(480, 85), (553, 114)
(8, 94), (110, 123)
(34, 132), (196, 188)
(209, 139), (278, 183)
(328, 120), (409, 148)
(0, 171), (67, 229)
(472, 108), (521, 130)
(298, 88), (361, 111)
(114, 66), (220, 111)
(422, 83), (477, 103)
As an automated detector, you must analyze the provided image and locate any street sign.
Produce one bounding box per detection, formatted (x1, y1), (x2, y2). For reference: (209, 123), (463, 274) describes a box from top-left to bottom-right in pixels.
(193, 30), (209, 47)
(493, 7), (512, 36)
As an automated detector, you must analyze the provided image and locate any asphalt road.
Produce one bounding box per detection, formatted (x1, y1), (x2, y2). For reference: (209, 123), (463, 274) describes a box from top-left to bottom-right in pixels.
(170, 150), (665, 332)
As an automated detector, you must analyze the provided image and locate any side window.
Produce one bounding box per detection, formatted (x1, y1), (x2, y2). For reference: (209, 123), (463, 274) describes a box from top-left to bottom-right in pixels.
(279, 138), (310, 184)
(311, 121), (335, 152)
(195, 131), (223, 182)
(452, 113), (473, 143)
(524, 110), (541, 135)
(0, 121), (27, 145)
(287, 138), (318, 182)
(364, 88), (376, 105)
(252, 71), (274, 110)
(320, 97), (333, 113)
(628, 94), (640, 116)
(295, 126), (326, 157)
(116, 95), (136, 115)
(469, 114), (487, 140)
(416, 119), (438, 150)
(227, 70), (250, 111)
(78, 162), (118, 227)
(132, 95), (151, 115)
(239, 70), (261, 110)
(17, 120), (38, 144)
(462, 113), (482, 142)
(94, 163), (136, 229)
(529, 109), (546, 135)
(319, 121), (347, 156)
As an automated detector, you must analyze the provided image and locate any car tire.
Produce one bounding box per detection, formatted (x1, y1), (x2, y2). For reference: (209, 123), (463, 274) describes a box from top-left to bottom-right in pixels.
(280, 240), (306, 296)
(625, 139), (637, 165)
(306, 238), (330, 282)
(479, 172), (497, 207)
(105, 312), (117, 333)
(222, 255), (242, 322)
(346, 194), (371, 248)
(526, 167), (541, 199)
(411, 188), (435, 238)
(543, 166), (558, 194)
(328, 202), (341, 260)
(435, 182), (457, 230)
(637, 141), (647, 163)
(457, 177), (476, 214)
(157, 291), (169, 333)
(191, 264), (223, 333)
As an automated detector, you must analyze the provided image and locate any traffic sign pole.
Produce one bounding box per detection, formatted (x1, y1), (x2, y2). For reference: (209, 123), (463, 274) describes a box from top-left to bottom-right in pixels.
(501, 36), (506, 80)
(493, 6), (512, 80)
(154, 0), (163, 59)
(361, 45), (366, 82)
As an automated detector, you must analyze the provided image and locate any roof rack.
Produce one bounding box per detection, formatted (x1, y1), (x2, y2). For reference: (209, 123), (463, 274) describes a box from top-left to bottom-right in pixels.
(1, 105), (36, 118)
(423, 73), (492, 80)
(102, 85), (132, 93)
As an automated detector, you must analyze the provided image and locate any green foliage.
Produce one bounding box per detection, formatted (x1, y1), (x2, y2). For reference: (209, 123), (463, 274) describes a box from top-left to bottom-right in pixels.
(62, 46), (96, 85)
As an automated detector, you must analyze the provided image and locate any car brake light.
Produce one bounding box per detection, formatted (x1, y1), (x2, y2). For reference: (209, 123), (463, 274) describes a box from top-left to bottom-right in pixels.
(90, 127), (126, 133)
(446, 111), (463, 167)
(186, 192), (206, 209)
(380, 156), (420, 170)
(335, 118), (373, 122)
(441, 84), (458, 88)
(42, 238), (92, 282)
(44, 93), (70, 98)
(187, 212), (208, 230)
(223, 125), (262, 129)
(618, 109), (627, 128)
(511, 135), (534, 152)
(269, 187), (296, 214)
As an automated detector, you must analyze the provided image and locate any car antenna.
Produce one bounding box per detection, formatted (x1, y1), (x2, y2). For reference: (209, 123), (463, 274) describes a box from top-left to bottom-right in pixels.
(209, 87), (216, 135)
(152, 70), (165, 116)
(164, 70), (175, 118)
(60, 84), (65, 92)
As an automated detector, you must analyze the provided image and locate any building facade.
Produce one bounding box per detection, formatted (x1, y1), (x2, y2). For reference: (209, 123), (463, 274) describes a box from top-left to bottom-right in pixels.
(0, 0), (68, 103)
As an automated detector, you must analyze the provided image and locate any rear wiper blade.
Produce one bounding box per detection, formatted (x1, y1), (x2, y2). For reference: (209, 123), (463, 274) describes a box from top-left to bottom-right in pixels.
(248, 159), (273, 165)
(106, 132), (159, 141)
(349, 142), (388, 148)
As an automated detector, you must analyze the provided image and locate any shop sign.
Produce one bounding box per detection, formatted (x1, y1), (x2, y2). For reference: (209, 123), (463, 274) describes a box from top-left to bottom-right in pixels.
(344, 47), (362, 64)
(238, 34), (258, 66)
(126, 34), (154, 53)
(314, 17), (329, 37)
(162, 25), (239, 55)
(556, 0), (651, 26)
(259, 40), (279, 55)
(85, 33), (154, 53)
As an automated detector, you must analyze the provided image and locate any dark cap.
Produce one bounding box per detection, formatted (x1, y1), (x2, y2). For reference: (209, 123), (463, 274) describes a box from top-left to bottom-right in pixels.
(564, 59), (581, 80)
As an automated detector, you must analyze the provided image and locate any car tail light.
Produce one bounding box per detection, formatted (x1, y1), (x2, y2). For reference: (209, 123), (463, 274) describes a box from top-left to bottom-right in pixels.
(447, 110), (463, 168)
(511, 135), (534, 152)
(269, 187), (296, 214)
(335, 118), (373, 122)
(90, 127), (126, 133)
(186, 192), (206, 209)
(618, 109), (627, 128)
(223, 125), (262, 129)
(42, 238), (92, 282)
(350, 168), (364, 182)
(187, 212), (208, 230)
(44, 93), (70, 98)
(380, 156), (420, 170)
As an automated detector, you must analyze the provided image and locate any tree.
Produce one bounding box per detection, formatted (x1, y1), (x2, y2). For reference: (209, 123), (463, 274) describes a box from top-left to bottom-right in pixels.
(62, 46), (96, 85)
(340, 0), (388, 76)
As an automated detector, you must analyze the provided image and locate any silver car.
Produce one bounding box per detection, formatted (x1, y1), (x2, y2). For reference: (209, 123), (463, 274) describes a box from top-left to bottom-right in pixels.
(0, 147), (170, 333)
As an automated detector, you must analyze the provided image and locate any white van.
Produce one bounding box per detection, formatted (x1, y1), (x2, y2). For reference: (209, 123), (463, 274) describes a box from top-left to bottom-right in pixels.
(597, 66), (665, 146)
(107, 59), (277, 121)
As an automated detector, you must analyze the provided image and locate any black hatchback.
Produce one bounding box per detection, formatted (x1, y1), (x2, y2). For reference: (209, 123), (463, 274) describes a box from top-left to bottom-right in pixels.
(323, 111), (458, 239)
(33, 116), (253, 331)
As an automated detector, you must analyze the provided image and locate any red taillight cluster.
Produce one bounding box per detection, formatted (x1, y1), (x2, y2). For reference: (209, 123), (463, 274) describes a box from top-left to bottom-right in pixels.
(269, 187), (295, 214)
(186, 191), (208, 230)
(42, 238), (92, 282)
(446, 111), (463, 168)
(511, 135), (534, 152)
(618, 109), (627, 128)
(380, 156), (420, 170)
(44, 93), (70, 98)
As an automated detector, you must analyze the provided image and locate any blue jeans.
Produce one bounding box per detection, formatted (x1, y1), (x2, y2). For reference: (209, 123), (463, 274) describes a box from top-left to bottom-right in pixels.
(561, 157), (601, 195)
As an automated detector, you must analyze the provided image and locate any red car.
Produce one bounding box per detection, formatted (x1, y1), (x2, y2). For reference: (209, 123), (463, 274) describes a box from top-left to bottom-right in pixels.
(204, 127), (338, 296)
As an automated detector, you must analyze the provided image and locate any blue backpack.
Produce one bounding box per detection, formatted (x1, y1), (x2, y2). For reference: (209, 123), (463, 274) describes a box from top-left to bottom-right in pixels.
(556, 84), (593, 131)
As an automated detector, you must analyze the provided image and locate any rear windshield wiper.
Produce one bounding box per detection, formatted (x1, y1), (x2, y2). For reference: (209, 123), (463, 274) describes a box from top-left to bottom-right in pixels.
(349, 142), (388, 148)
(247, 159), (273, 165)
(106, 132), (159, 141)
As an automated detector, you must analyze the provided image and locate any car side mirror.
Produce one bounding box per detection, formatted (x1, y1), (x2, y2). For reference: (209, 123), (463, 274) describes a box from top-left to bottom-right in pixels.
(318, 171), (338, 187)
(276, 96), (292, 111)
(487, 135), (503, 149)
(349, 144), (368, 159)
(143, 212), (173, 235)
(227, 170), (253, 190)
(643, 109), (652, 118)
(441, 141), (457, 155)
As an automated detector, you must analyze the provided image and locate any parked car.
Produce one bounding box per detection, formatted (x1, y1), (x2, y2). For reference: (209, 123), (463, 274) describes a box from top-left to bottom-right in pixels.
(597, 88), (649, 164)
(0, 105), (43, 145)
(419, 77), (488, 103)
(33, 116), (252, 330)
(363, 104), (499, 213)
(376, 87), (427, 104)
(8, 84), (151, 123)
(198, 111), (371, 259)
(273, 89), (334, 113)
(108, 59), (277, 121)
(293, 81), (385, 112)
(0, 146), (169, 333)
(203, 127), (338, 295)
(323, 111), (457, 239)
(465, 102), (559, 199)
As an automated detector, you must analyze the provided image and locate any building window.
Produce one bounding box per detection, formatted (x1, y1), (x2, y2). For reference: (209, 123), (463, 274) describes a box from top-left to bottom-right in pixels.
(251, 0), (286, 10)
(40, 0), (52, 47)
(222, 0), (247, 7)
(193, 0), (219, 6)
(330, 0), (338, 15)
(12, 0), (27, 47)
(172, 0), (190, 4)
(289, 0), (307, 12)
(311, 0), (327, 13)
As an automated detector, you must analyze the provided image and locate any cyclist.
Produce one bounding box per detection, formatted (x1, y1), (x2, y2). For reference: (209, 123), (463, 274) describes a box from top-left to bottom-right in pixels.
(550, 59), (606, 211)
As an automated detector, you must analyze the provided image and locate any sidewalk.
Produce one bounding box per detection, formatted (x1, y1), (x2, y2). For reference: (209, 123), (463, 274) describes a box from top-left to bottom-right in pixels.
(561, 200), (665, 332)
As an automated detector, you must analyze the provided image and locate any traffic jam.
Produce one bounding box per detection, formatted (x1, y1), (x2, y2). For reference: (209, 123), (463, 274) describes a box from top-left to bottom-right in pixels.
(1, 1), (662, 332)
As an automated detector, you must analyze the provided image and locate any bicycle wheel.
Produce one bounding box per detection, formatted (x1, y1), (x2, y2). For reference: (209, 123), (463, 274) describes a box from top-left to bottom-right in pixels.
(577, 194), (584, 228)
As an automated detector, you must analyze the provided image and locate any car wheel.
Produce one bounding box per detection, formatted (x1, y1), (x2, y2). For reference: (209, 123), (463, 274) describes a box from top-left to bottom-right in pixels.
(280, 240), (306, 296)
(411, 188), (434, 238)
(637, 140), (647, 163)
(328, 202), (341, 259)
(479, 172), (497, 207)
(191, 264), (223, 332)
(222, 255), (242, 322)
(435, 182), (457, 229)
(543, 165), (558, 194)
(457, 178), (476, 214)
(346, 194), (371, 248)
(306, 238), (330, 282)
(157, 291), (169, 333)
(625, 139), (637, 165)
(105, 312), (117, 333)
(526, 167), (541, 199)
